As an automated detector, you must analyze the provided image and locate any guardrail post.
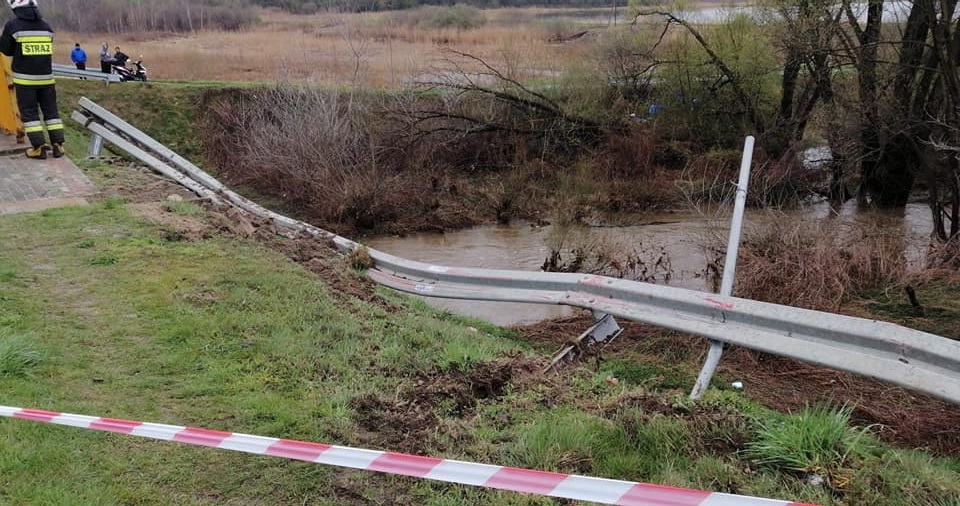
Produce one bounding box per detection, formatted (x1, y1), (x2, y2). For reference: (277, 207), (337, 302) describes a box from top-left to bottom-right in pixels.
(87, 133), (104, 158)
(690, 135), (755, 399)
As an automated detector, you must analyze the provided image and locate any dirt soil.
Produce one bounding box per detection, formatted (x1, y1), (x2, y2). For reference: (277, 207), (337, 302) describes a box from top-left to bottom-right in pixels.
(120, 168), (960, 459)
(351, 356), (544, 453)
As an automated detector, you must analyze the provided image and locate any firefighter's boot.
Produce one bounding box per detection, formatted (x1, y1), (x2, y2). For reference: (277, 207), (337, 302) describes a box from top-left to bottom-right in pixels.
(52, 143), (64, 158)
(25, 145), (47, 160)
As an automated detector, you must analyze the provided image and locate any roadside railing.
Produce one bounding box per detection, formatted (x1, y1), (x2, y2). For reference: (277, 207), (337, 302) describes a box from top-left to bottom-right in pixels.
(53, 63), (121, 83)
(71, 96), (960, 406)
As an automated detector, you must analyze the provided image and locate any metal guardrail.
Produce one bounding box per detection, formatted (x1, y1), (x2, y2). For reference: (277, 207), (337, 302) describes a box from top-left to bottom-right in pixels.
(71, 96), (960, 406)
(53, 63), (121, 83)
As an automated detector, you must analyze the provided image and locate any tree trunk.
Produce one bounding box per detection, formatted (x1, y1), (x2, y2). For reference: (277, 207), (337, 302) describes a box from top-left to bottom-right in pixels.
(856, 0), (895, 205)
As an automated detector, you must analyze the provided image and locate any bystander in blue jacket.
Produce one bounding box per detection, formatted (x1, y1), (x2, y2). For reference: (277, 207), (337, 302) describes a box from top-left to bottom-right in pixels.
(70, 42), (87, 76)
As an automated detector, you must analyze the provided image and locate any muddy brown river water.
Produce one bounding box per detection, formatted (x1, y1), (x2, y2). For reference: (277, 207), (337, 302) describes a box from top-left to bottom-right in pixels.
(364, 202), (934, 326)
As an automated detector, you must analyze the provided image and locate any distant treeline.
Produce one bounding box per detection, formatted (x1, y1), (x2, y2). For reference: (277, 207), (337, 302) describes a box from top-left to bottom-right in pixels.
(41, 0), (260, 33)
(32, 0), (624, 33)
(256, 0), (627, 14)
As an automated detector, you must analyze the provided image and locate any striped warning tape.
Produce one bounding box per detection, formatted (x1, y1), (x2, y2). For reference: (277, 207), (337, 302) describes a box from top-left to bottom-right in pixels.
(1, 405), (815, 506)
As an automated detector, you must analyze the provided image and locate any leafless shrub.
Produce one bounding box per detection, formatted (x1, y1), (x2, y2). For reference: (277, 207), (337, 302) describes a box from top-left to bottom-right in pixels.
(545, 128), (683, 218)
(410, 49), (606, 163)
(199, 84), (560, 233)
(467, 159), (553, 224)
(200, 86), (420, 233)
(727, 219), (909, 311)
(593, 125), (657, 179)
(594, 26), (659, 101)
(679, 150), (819, 209)
(385, 88), (545, 174)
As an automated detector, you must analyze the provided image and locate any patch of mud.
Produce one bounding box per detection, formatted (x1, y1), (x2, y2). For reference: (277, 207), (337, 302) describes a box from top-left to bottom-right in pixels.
(514, 314), (596, 350)
(90, 160), (198, 204)
(600, 391), (754, 465)
(128, 201), (214, 241)
(518, 315), (688, 376)
(351, 357), (543, 452)
(260, 230), (399, 309)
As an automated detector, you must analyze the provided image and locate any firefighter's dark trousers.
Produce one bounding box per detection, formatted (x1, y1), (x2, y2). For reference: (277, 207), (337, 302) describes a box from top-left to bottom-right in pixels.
(15, 83), (64, 148)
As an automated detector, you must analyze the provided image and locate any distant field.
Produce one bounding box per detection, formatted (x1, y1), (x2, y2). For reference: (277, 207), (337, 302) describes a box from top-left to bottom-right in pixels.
(56, 7), (618, 86)
(55, 4), (763, 87)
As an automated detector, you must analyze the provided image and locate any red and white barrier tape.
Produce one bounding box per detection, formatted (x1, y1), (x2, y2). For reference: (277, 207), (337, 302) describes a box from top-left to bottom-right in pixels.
(1, 405), (815, 506)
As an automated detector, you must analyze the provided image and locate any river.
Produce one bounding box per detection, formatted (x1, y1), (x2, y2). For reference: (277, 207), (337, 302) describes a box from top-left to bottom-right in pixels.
(364, 201), (934, 326)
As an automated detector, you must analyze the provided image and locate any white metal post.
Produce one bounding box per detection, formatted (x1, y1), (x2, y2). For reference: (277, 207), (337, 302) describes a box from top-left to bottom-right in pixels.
(690, 135), (755, 399)
(87, 133), (104, 158)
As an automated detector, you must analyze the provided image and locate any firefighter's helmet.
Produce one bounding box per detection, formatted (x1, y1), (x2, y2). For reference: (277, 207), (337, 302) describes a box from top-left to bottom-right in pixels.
(7, 0), (38, 9)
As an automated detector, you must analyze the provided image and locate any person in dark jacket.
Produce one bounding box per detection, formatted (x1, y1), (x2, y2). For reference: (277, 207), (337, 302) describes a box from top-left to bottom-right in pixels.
(0, 0), (64, 159)
(112, 46), (129, 68)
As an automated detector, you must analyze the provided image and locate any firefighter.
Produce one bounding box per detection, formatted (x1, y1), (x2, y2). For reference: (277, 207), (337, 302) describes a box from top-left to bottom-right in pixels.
(0, 0), (64, 159)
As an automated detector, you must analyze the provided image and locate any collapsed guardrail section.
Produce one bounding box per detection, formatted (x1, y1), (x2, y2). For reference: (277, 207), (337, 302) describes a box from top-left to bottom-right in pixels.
(72, 96), (960, 406)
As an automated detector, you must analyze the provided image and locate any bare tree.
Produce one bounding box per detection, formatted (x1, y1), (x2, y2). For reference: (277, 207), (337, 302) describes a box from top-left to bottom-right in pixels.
(392, 49), (605, 165)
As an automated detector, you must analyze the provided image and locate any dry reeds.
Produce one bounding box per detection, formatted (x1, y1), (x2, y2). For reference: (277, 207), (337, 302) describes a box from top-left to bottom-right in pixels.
(729, 219), (909, 311)
(56, 8), (590, 87)
(926, 237), (960, 270)
(679, 152), (818, 210)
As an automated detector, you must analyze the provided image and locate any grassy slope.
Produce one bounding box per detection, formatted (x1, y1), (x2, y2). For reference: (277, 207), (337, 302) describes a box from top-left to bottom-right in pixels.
(0, 79), (957, 505)
(56, 80), (225, 163)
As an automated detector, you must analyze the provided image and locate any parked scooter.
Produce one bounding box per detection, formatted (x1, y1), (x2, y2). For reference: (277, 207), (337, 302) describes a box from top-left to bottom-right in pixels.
(113, 58), (148, 82)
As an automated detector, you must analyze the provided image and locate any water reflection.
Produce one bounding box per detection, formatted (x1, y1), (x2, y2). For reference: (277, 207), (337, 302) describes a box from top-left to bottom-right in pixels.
(553, 2), (917, 26)
(365, 224), (576, 326)
(364, 203), (933, 326)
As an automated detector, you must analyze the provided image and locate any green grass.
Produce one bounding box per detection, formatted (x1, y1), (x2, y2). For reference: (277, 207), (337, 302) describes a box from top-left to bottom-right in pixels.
(745, 404), (880, 485)
(57, 80), (216, 162)
(164, 200), (203, 216)
(0, 201), (529, 504)
(0, 334), (43, 378)
(598, 358), (691, 390)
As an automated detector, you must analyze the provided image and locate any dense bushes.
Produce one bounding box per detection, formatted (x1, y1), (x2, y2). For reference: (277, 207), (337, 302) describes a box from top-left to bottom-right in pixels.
(198, 86), (533, 234)
(195, 83), (687, 235)
(419, 4), (486, 29)
(200, 87), (414, 232)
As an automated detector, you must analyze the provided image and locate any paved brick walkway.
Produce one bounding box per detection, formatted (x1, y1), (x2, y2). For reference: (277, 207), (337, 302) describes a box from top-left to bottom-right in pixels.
(0, 133), (94, 215)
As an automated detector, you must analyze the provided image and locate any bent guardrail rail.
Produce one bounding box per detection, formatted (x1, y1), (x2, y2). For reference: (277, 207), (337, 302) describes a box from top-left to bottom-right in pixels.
(53, 63), (121, 83)
(71, 96), (960, 406)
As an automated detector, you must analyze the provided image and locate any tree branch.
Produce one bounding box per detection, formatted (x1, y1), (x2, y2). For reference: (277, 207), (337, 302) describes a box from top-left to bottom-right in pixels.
(634, 10), (766, 133)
